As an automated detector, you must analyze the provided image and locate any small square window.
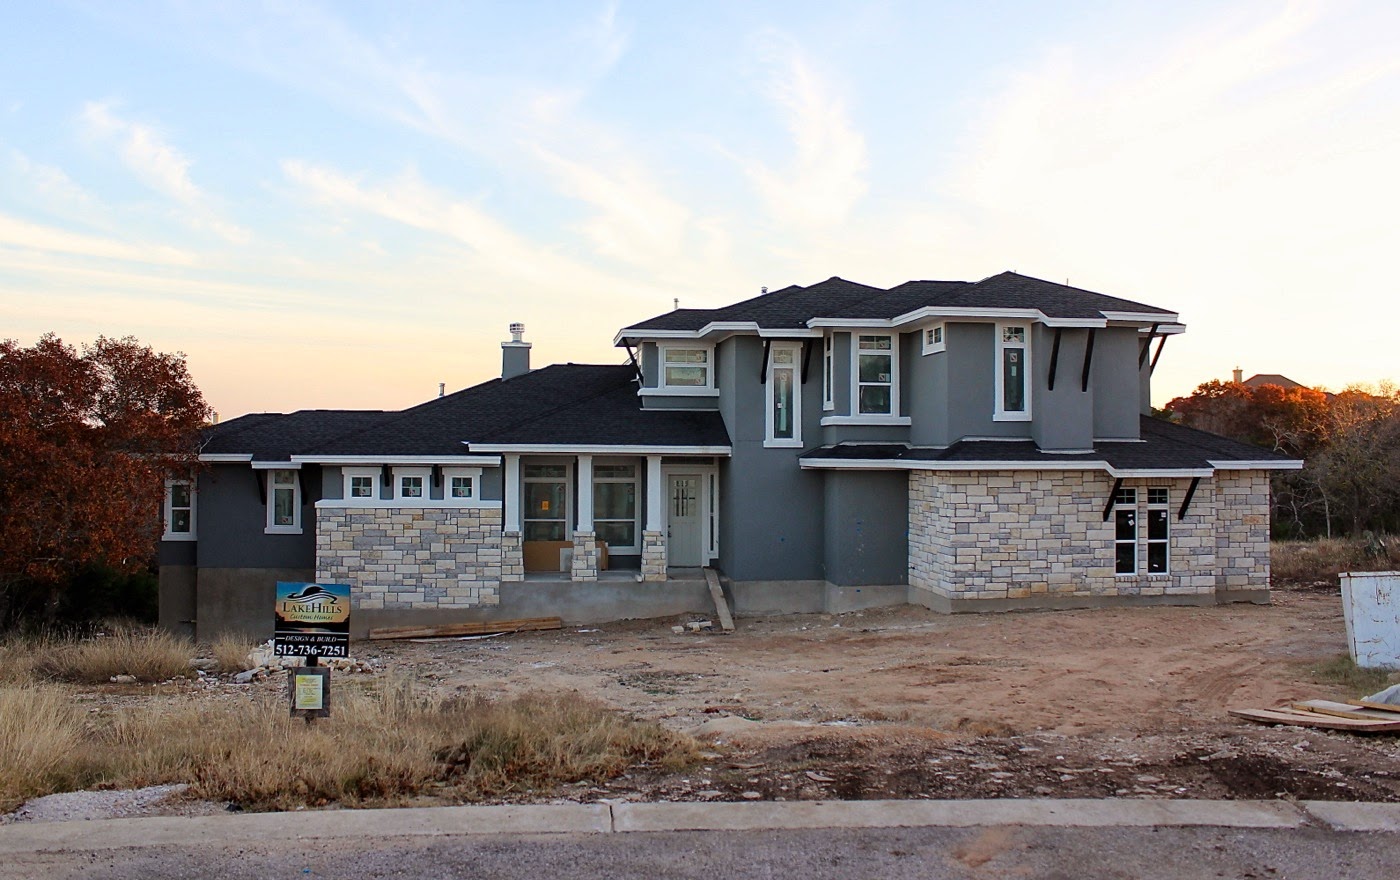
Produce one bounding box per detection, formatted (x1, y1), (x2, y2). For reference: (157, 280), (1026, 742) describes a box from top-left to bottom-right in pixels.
(1114, 487), (1137, 506)
(400, 476), (424, 498)
(450, 476), (473, 498)
(350, 475), (375, 498)
(1002, 326), (1026, 344)
(1147, 488), (1169, 506)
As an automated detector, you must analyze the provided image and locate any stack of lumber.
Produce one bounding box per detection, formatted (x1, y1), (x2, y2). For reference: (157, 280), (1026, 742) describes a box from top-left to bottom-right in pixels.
(1229, 699), (1400, 732)
(367, 616), (562, 641)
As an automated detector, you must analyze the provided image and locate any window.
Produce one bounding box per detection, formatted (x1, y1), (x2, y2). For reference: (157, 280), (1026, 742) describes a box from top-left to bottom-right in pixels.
(400, 475), (424, 498)
(350, 475), (375, 498)
(523, 463), (569, 542)
(343, 467), (380, 501)
(856, 334), (895, 415)
(593, 463), (638, 551)
(660, 346), (712, 389)
(822, 333), (834, 411)
(163, 479), (195, 540)
(449, 475), (474, 499)
(995, 324), (1030, 420)
(1114, 486), (1137, 575)
(1147, 488), (1170, 574)
(266, 469), (301, 534)
(765, 344), (801, 446)
(922, 323), (945, 355)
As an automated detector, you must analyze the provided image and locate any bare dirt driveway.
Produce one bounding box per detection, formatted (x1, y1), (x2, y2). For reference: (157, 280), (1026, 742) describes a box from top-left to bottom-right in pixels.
(371, 585), (1400, 804)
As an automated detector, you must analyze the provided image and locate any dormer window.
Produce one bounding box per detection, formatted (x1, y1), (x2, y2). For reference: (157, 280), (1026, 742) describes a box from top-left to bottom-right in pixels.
(856, 334), (896, 415)
(660, 346), (713, 390)
(994, 324), (1030, 421)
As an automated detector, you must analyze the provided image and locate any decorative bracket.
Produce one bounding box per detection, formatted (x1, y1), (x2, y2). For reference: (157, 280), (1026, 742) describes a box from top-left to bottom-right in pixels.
(1081, 329), (1096, 392)
(1178, 477), (1201, 521)
(1102, 477), (1124, 522)
(1047, 327), (1063, 391)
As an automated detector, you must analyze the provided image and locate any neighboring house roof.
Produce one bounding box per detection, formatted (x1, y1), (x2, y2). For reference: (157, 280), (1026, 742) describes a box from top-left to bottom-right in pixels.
(800, 416), (1300, 475)
(1242, 373), (1307, 390)
(619, 271), (1176, 336)
(204, 364), (731, 461)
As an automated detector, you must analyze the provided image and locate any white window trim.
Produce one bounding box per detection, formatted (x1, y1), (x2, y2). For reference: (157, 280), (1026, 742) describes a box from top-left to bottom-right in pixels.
(522, 460), (573, 542)
(265, 469), (302, 535)
(764, 342), (803, 448)
(658, 344), (716, 392)
(921, 322), (946, 355)
(443, 466), (481, 502)
(592, 459), (640, 554)
(343, 466), (381, 502)
(1146, 487), (1171, 577)
(1113, 487), (1137, 577)
(993, 322), (1032, 422)
(851, 333), (899, 417)
(163, 478), (196, 541)
(822, 332), (834, 411)
(393, 466), (432, 503)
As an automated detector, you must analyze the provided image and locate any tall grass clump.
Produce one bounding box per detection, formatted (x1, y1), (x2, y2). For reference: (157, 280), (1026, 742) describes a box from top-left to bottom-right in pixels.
(208, 632), (257, 673)
(33, 625), (193, 683)
(1308, 654), (1400, 697)
(0, 685), (85, 811)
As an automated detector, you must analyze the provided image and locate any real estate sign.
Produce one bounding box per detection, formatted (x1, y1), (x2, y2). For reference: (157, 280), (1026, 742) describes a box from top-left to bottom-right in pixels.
(273, 581), (351, 658)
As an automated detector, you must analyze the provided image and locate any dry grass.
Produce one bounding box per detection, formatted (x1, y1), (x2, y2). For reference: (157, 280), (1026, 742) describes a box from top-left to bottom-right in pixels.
(1307, 654), (1400, 696)
(0, 674), (696, 813)
(1272, 536), (1400, 588)
(208, 632), (257, 673)
(29, 626), (194, 684)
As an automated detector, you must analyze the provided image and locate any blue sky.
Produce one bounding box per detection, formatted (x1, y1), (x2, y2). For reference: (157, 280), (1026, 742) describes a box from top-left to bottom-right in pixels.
(2, 1), (1397, 418)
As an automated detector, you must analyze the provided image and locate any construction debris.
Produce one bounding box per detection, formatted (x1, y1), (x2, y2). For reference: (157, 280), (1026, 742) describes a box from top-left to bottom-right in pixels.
(1231, 697), (1400, 732)
(367, 616), (562, 641)
(703, 567), (735, 632)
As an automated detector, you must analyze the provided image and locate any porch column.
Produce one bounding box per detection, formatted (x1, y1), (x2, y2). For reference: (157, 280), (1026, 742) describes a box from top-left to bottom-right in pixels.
(501, 454), (523, 581)
(641, 454), (667, 581)
(571, 454), (599, 581)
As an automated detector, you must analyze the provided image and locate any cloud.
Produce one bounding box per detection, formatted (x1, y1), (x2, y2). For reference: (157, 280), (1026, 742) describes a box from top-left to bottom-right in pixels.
(741, 35), (869, 228)
(0, 212), (195, 265)
(78, 102), (250, 243)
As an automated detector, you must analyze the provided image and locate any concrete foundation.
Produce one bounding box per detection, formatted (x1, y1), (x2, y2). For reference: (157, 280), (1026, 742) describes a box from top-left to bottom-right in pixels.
(157, 565), (197, 641)
(195, 566), (314, 642)
(907, 585), (1270, 613)
(727, 579), (909, 616)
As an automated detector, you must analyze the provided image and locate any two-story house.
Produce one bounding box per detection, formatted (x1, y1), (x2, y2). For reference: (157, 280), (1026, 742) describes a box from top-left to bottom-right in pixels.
(159, 272), (1300, 639)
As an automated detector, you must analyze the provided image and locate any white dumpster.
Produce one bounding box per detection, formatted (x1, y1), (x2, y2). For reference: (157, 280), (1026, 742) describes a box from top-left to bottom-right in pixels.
(1340, 571), (1400, 669)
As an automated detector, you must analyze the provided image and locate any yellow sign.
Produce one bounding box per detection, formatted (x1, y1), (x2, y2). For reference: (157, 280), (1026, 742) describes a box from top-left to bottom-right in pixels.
(294, 673), (325, 711)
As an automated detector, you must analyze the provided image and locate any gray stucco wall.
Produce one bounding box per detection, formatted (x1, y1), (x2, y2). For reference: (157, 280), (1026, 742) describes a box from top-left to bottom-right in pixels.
(195, 463), (318, 570)
(641, 341), (658, 388)
(944, 322), (1029, 443)
(716, 335), (826, 581)
(831, 331), (851, 414)
(1091, 328), (1142, 438)
(1031, 325), (1095, 451)
(908, 328), (948, 447)
(196, 566), (313, 641)
(823, 470), (909, 586)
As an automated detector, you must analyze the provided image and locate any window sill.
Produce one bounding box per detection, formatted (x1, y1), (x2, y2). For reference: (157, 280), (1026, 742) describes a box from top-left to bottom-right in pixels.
(992, 412), (1032, 423)
(162, 532), (197, 542)
(763, 439), (804, 448)
(265, 526), (303, 535)
(821, 415), (911, 427)
(639, 386), (717, 397)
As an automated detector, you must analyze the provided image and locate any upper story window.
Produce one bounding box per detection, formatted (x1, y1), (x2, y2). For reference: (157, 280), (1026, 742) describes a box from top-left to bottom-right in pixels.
(163, 479), (195, 541)
(765, 343), (802, 447)
(266, 469), (301, 534)
(443, 466), (481, 501)
(822, 333), (834, 411)
(994, 324), (1030, 421)
(660, 346), (713, 390)
(856, 334), (896, 416)
(394, 467), (431, 502)
(922, 323), (945, 355)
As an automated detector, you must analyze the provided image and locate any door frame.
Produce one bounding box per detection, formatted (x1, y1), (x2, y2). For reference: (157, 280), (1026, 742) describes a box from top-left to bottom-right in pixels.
(661, 463), (718, 566)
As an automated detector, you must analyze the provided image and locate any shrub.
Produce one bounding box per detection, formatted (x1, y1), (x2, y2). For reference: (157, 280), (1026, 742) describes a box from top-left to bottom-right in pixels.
(208, 632), (257, 673)
(0, 686), (85, 811)
(32, 625), (193, 683)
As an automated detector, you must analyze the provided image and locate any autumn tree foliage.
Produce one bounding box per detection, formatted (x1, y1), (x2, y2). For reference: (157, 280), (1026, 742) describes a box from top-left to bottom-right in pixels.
(1163, 379), (1400, 538)
(0, 334), (209, 625)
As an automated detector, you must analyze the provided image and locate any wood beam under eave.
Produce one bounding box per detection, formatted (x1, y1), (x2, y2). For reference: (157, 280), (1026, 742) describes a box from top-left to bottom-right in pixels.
(1138, 322), (1161, 367)
(1047, 327), (1063, 391)
(759, 339), (771, 383)
(1150, 335), (1167, 374)
(1178, 476), (1201, 521)
(1102, 477), (1123, 522)
(800, 338), (813, 384)
(1081, 329), (1096, 392)
(254, 468), (266, 504)
(624, 344), (642, 383)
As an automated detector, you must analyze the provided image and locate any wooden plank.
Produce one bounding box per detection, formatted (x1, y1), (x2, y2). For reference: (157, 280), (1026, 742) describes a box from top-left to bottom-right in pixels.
(368, 616), (562, 641)
(1230, 707), (1400, 732)
(1346, 699), (1400, 715)
(704, 567), (735, 633)
(1291, 700), (1400, 721)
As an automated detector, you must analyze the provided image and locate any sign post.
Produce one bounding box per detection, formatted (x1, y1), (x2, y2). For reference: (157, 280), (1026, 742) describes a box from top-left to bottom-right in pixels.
(274, 582), (350, 721)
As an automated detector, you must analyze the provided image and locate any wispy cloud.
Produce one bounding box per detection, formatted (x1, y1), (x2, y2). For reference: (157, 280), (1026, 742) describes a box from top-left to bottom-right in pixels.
(741, 35), (868, 228)
(78, 101), (249, 243)
(0, 212), (194, 265)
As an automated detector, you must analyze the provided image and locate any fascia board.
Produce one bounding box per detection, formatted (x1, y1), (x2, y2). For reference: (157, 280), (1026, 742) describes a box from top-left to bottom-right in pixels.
(1102, 310), (1181, 324)
(291, 454), (502, 466)
(613, 322), (759, 345)
(800, 458), (1109, 472)
(250, 461), (300, 470)
(467, 443), (732, 455)
(199, 453), (253, 462)
(757, 328), (823, 338)
(1208, 459), (1304, 471)
(1106, 467), (1215, 478)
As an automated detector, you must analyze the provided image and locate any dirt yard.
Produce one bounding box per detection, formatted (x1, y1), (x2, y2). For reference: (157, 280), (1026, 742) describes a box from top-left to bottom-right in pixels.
(351, 584), (1400, 804)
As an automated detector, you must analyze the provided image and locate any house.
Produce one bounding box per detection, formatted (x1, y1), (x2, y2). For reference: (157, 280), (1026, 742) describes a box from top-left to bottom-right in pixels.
(1233, 368), (1310, 391)
(159, 272), (1302, 640)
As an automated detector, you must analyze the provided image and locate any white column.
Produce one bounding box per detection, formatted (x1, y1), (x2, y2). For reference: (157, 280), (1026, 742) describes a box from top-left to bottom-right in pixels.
(576, 454), (593, 531)
(503, 454), (521, 533)
(645, 455), (663, 531)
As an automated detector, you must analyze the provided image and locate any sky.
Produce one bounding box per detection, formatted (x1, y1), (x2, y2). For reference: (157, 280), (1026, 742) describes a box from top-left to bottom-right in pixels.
(2, 1), (1397, 420)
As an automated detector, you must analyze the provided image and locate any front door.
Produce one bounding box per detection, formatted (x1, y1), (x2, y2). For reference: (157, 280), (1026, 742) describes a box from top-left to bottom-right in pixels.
(666, 474), (703, 567)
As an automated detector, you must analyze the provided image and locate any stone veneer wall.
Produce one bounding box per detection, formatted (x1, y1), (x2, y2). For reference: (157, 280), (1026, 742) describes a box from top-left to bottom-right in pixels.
(641, 531), (667, 582)
(908, 470), (1264, 603)
(570, 531), (600, 582)
(317, 506), (505, 611)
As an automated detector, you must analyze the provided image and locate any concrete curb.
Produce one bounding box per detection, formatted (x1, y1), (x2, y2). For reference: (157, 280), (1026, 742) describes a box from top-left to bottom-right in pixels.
(1, 799), (1396, 855)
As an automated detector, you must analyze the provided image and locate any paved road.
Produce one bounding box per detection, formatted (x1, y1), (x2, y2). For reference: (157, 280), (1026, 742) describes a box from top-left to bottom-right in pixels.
(3, 800), (1397, 880)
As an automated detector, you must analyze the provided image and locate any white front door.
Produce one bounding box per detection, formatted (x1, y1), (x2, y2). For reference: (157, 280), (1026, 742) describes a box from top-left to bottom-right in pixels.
(666, 474), (703, 567)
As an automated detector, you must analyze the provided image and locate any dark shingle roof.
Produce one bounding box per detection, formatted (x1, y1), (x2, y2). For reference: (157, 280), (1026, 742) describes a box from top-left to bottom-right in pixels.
(801, 417), (1294, 471)
(202, 410), (389, 461)
(620, 271), (1175, 336)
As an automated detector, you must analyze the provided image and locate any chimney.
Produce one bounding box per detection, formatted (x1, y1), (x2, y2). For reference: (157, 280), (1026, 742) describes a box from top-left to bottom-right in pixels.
(502, 322), (532, 380)
(1232, 366), (1243, 383)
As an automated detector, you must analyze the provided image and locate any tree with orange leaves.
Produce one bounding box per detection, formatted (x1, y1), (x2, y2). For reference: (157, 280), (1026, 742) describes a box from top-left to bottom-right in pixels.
(0, 334), (209, 625)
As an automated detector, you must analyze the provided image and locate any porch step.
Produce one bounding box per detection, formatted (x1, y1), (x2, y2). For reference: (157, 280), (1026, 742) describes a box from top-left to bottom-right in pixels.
(703, 567), (735, 633)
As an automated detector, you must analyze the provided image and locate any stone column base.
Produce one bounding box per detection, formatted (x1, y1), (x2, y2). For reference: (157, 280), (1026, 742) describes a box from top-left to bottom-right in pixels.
(641, 531), (667, 582)
(571, 531), (600, 581)
(501, 532), (524, 582)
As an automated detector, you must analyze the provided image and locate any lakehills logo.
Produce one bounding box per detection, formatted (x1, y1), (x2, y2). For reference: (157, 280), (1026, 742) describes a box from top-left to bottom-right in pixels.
(276, 582), (350, 626)
(280, 584), (340, 608)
